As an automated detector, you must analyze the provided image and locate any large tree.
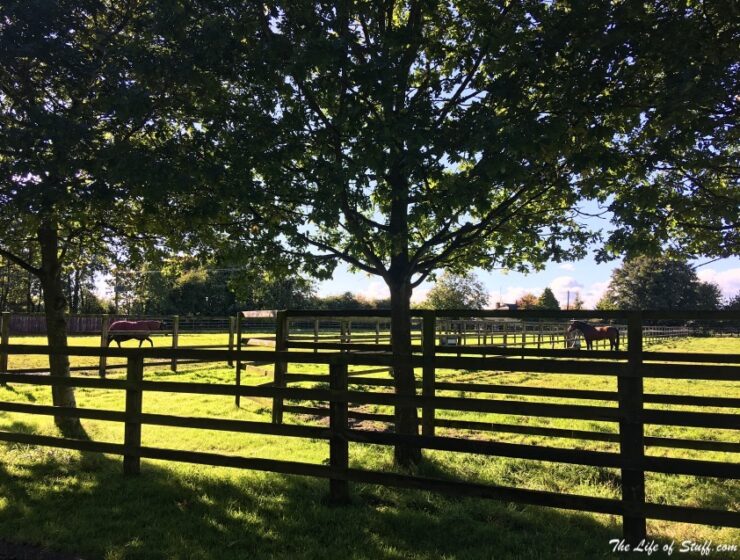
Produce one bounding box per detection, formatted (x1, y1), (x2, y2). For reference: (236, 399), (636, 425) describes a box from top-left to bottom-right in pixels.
(537, 288), (560, 310)
(0, 1), (237, 434)
(599, 256), (723, 311)
(194, 1), (737, 465)
(424, 272), (489, 310)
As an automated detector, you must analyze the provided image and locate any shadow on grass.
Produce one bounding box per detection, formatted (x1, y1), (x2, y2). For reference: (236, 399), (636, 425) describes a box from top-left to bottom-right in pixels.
(0, 423), (629, 560)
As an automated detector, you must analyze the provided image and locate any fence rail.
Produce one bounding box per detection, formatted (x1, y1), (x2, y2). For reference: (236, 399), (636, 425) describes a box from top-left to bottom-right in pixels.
(0, 308), (738, 545)
(1, 313), (236, 335)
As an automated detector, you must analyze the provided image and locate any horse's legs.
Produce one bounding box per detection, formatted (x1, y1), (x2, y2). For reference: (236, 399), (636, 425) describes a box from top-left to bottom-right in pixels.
(147, 337), (153, 347)
(586, 340), (593, 350)
(138, 339), (143, 348)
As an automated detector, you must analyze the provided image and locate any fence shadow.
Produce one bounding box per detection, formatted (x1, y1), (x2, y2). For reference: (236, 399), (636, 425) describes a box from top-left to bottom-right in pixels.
(0, 432), (624, 560)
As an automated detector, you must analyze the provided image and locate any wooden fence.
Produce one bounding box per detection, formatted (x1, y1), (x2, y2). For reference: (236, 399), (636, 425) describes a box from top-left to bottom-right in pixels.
(0, 313), (233, 335)
(0, 309), (738, 544)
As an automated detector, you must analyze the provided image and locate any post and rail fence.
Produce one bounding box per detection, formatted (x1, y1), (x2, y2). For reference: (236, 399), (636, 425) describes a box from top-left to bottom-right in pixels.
(0, 309), (718, 381)
(0, 309), (738, 544)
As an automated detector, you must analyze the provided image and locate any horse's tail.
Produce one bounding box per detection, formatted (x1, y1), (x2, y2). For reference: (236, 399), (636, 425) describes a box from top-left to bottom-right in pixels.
(614, 329), (620, 351)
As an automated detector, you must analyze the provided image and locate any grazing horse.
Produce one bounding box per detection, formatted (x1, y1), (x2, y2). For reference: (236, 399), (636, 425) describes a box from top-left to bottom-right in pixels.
(567, 320), (620, 350)
(107, 320), (162, 347)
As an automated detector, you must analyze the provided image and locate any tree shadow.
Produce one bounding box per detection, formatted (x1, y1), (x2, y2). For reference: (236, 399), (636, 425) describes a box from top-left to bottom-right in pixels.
(0, 424), (639, 560)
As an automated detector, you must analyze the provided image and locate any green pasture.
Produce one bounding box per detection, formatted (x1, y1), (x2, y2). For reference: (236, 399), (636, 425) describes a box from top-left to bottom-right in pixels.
(0, 336), (737, 559)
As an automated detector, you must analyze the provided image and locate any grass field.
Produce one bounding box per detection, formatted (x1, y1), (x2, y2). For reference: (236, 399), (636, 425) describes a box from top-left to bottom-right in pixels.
(0, 335), (737, 559)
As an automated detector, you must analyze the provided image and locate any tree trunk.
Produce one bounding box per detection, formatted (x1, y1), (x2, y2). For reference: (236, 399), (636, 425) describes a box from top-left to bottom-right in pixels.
(388, 277), (422, 467)
(38, 220), (84, 438)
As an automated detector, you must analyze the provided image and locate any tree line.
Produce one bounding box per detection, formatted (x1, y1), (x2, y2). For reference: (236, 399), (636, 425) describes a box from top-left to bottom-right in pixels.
(421, 258), (733, 312)
(0, 254), (396, 315)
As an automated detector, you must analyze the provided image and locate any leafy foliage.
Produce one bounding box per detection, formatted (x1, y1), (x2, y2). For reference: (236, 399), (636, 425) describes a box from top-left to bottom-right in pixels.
(200, 1), (738, 299)
(725, 293), (740, 311)
(515, 293), (540, 310)
(312, 292), (390, 310)
(599, 256), (722, 311)
(537, 288), (560, 310)
(423, 272), (489, 310)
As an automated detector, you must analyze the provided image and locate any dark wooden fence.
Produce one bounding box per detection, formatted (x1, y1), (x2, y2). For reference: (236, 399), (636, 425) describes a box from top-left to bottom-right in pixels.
(2, 313), (233, 335)
(0, 309), (738, 545)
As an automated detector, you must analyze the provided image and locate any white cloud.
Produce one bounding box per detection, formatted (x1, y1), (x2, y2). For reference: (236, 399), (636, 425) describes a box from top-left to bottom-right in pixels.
(582, 281), (610, 309)
(549, 276), (584, 305)
(547, 276), (609, 309)
(411, 286), (430, 304)
(489, 286), (542, 307)
(559, 263), (575, 271)
(697, 267), (740, 298)
(357, 280), (390, 301)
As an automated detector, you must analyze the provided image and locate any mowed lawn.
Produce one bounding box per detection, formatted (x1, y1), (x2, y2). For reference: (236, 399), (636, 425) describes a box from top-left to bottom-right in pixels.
(0, 335), (737, 559)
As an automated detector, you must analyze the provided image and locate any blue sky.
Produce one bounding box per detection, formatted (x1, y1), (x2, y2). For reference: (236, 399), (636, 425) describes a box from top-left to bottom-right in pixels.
(315, 204), (740, 308)
(316, 255), (740, 309)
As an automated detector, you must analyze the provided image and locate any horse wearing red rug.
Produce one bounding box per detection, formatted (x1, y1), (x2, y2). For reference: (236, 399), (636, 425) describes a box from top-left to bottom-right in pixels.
(567, 320), (619, 350)
(107, 320), (162, 347)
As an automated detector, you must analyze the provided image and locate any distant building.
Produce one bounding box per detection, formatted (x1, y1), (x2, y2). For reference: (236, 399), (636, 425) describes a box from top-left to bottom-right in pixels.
(495, 302), (518, 311)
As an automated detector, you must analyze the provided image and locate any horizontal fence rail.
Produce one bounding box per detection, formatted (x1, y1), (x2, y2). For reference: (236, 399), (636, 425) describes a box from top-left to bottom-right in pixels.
(0, 309), (738, 545)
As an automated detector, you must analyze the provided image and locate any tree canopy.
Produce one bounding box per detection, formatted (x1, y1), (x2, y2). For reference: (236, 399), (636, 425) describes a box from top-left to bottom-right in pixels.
(598, 256), (723, 311)
(0, 0), (241, 433)
(198, 1), (738, 295)
(423, 272), (489, 310)
(515, 293), (539, 310)
(537, 288), (560, 310)
(186, 1), (738, 464)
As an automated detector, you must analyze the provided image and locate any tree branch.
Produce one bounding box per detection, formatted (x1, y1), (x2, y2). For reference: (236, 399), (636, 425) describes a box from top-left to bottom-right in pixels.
(294, 230), (383, 276)
(0, 246), (41, 276)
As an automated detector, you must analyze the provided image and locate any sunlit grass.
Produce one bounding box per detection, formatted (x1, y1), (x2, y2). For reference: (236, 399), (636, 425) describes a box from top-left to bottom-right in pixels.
(0, 336), (737, 559)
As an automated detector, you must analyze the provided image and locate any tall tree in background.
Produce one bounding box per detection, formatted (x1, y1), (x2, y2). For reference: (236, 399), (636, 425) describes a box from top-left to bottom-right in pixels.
(515, 293), (540, 310)
(570, 292), (585, 311)
(424, 272), (489, 310)
(537, 288), (560, 310)
(725, 293), (740, 311)
(203, 1), (736, 465)
(599, 256), (722, 311)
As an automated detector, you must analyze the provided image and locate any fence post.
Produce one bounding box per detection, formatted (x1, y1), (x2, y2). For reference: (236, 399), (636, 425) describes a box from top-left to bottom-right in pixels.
(0, 312), (10, 375)
(620, 311), (646, 544)
(314, 318), (320, 353)
(422, 310), (436, 437)
(272, 310), (288, 424)
(227, 316), (235, 367)
(123, 354), (144, 475)
(98, 314), (109, 378)
(329, 358), (349, 504)
(537, 324), (542, 349)
(235, 313), (242, 407)
(170, 315), (180, 372)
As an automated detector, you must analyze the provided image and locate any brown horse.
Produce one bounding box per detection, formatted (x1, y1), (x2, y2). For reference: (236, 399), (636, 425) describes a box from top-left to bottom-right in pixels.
(567, 321), (620, 350)
(107, 320), (162, 347)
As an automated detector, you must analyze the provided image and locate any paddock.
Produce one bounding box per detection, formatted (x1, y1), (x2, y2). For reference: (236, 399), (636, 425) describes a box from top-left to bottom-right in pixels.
(0, 309), (737, 555)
